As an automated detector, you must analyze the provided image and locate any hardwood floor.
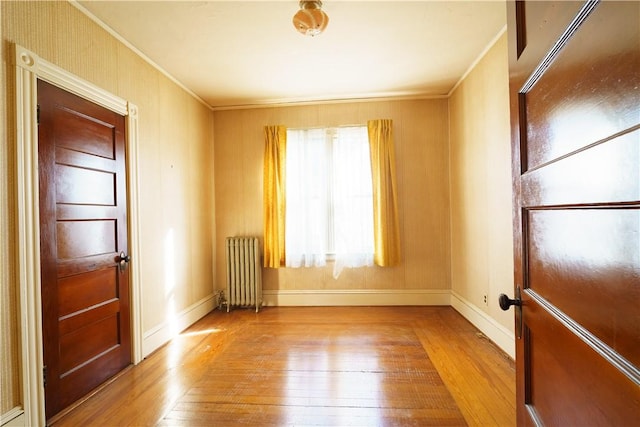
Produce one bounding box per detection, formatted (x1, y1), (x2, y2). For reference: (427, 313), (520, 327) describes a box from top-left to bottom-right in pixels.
(51, 307), (515, 426)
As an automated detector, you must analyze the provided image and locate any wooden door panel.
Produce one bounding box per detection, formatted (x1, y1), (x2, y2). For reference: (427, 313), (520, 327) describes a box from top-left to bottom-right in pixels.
(521, 130), (640, 206)
(508, 1), (640, 424)
(525, 307), (640, 425)
(56, 164), (116, 205)
(57, 204), (118, 221)
(57, 253), (119, 278)
(58, 343), (126, 404)
(59, 314), (120, 373)
(53, 100), (117, 159)
(515, 2), (584, 61)
(527, 208), (640, 366)
(58, 268), (118, 316)
(56, 220), (117, 259)
(56, 146), (116, 175)
(38, 79), (131, 420)
(59, 301), (119, 336)
(523, 1), (640, 169)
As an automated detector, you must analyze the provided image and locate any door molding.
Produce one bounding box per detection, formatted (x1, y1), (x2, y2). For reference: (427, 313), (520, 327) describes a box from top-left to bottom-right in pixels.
(13, 43), (143, 426)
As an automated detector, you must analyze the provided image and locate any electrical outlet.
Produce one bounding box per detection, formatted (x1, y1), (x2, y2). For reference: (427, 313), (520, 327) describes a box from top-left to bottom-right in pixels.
(483, 294), (488, 305)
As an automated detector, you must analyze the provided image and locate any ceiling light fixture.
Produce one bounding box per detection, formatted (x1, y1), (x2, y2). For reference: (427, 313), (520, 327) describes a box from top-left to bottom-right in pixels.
(293, 1), (329, 37)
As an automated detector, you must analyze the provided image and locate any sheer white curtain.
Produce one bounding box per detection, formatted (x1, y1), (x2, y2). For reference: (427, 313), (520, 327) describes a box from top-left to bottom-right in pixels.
(332, 126), (374, 278)
(285, 128), (328, 267)
(286, 126), (374, 277)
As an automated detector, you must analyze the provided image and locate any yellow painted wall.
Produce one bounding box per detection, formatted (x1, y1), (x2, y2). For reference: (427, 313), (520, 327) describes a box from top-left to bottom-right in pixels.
(213, 99), (451, 294)
(449, 33), (514, 332)
(1, 1), (214, 412)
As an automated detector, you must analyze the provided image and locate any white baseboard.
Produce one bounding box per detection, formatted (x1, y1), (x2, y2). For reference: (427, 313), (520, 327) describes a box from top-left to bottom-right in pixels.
(142, 294), (216, 357)
(451, 290), (515, 358)
(0, 408), (25, 427)
(262, 289), (451, 307)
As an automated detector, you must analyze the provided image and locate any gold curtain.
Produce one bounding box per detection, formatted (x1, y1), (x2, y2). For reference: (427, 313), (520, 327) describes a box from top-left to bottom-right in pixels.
(263, 125), (287, 268)
(367, 119), (401, 266)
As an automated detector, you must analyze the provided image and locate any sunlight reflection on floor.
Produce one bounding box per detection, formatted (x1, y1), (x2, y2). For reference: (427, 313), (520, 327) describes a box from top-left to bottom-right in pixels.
(179, 328), (223, 337)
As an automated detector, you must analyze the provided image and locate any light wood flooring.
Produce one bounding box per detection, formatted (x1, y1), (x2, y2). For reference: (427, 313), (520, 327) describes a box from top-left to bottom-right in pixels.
(51, 306), (515, 426)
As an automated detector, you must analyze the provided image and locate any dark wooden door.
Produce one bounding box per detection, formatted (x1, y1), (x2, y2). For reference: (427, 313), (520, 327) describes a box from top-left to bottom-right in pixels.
(38, 80), (131, 420)
(506, 1), (640, 424)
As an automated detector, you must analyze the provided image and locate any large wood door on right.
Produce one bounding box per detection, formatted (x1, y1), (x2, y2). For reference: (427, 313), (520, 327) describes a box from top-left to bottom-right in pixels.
(507, 0), (639, 425)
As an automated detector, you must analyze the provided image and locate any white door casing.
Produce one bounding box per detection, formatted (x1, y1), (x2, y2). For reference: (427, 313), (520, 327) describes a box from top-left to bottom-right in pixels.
(13, 43), (143, 426)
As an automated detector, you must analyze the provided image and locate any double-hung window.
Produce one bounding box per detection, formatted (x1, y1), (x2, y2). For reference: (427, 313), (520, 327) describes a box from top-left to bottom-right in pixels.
(285, 126), (374, 277)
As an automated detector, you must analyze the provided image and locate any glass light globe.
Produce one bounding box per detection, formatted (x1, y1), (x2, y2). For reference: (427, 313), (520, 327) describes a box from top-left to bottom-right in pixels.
(292, 1), (329, 37)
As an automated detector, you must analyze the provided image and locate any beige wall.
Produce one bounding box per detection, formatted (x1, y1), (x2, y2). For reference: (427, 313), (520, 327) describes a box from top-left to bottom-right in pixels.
(449, 33), (514, 332)
(213, 100), (451, 295)
(1, 1), (214, 413)
(1, 1), (513, 416)
(0, 0), (20, 415)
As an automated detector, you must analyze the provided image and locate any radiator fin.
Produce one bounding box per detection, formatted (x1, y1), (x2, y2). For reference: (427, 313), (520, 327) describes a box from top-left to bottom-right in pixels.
(225, 237), (262, 312)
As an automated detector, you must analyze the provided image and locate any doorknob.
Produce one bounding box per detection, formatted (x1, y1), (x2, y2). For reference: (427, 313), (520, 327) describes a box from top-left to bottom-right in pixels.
(498, 286), (522, 339)
(498, 293), (521, 310)
(118, 252), (131, 271)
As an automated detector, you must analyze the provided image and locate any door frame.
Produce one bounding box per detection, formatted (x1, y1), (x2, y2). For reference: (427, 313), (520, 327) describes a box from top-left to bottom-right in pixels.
(13, 43), (143, 426)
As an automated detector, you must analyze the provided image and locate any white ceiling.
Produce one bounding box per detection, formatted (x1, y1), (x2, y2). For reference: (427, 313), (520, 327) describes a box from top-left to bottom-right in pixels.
(75, 1), (507, 109)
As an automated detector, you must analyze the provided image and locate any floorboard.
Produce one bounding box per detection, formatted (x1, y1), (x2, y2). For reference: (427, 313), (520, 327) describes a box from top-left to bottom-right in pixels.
(51, 306), (515, 426)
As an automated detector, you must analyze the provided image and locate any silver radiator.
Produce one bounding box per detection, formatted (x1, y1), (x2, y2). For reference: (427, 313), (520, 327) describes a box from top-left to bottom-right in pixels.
(225, 237), (262, 312)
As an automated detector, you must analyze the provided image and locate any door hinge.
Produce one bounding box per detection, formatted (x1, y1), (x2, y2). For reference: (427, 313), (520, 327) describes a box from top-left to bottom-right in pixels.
(37, 104), (41, 125)
(43, 365), (47, 388)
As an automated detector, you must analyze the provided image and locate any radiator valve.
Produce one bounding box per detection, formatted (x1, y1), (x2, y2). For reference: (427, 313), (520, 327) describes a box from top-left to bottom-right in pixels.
(216, 290), (227, 310)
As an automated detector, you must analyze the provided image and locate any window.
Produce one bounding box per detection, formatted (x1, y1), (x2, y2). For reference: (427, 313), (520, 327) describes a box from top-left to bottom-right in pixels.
(285, 126), (374, 277)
